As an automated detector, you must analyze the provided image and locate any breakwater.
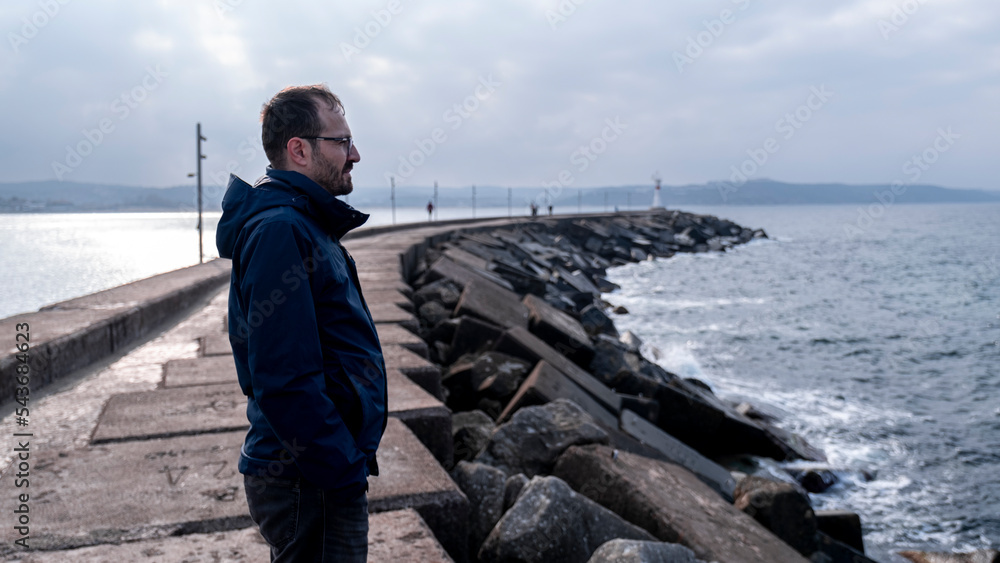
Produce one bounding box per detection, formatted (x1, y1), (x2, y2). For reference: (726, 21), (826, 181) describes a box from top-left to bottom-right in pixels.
(4, 209), (973, 562)
(404, 210), (884, 562)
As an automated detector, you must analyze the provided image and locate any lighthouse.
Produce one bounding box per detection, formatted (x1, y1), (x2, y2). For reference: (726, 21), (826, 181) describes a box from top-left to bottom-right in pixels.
(651, 173), (664, 209)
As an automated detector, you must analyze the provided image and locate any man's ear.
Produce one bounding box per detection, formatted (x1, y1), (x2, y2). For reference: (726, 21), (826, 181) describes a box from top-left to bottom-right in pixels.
(285, 137), (311, 168)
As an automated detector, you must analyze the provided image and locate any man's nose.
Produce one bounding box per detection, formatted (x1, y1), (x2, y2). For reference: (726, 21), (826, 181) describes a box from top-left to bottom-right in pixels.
(349, 143), (361, 162)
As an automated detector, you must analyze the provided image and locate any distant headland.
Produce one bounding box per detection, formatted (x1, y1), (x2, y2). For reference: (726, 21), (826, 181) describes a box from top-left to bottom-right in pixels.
(1, 178), (997, 213)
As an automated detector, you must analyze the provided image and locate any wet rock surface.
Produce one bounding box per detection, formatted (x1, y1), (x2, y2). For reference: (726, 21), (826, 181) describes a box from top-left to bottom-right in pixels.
(450, 461), (507, 560)
(452, 409), (495, 464)
(478, 475), (656, 563)
(586, 539), (705, 563)
(900, 550), (1000, 563)
(475, 398), (609, 477)
(553, 444), (809, 563)
(733, 475), (818, 556)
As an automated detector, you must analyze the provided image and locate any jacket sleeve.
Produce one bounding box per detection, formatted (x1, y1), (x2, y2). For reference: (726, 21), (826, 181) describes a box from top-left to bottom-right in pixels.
(238, 217), (368, 493)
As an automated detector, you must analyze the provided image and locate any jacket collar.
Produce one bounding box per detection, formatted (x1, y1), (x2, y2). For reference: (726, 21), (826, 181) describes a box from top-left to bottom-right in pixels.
(257, 167), (369, 239)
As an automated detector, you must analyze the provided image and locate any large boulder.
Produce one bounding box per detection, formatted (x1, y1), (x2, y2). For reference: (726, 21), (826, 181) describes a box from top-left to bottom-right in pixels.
(476, 398), (609, 477)
(452, 410), (495, 464)
(418, 301), (451, 327)
(814, 532), (879, 563)
(580, 303), (618, 338)
(442, 359), (478, 412)
(615, 372), (804, 461)
(552, 444), (809, 563)
(732, 476), (818, 556)
(418, 255), (515, 292)
(589, 335), (642, 387)
(453, 279), (529, 330)
(587, 539), (705, 563)
(478, 475), (656, 563)
(618, 409), (736, 500)
(469, 352), (532, 401)
(450, 461), (507, 560)
(493, 326), (622, 417)
(900, 550), (999, 563)
(522, 294), (595, 366)
(498, 360), (620, 429)
(413, 278), (462, 309)
(815, 510), (864, 553)
(447, 316), (504, 364)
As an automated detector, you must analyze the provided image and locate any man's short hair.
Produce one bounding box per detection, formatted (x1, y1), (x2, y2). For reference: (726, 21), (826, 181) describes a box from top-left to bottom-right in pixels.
(261, 84), (343, 168)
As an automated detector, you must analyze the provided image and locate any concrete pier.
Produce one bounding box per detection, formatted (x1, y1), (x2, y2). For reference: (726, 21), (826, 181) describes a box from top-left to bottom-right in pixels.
(0, 216), (522, 560)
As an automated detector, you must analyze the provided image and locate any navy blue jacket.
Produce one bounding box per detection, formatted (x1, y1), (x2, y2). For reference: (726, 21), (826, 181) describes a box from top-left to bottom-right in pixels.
(216, 168), (387, 499)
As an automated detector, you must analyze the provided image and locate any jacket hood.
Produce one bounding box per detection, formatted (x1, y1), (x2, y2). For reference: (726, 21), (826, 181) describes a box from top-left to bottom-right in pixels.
(216, 168), (368, 259)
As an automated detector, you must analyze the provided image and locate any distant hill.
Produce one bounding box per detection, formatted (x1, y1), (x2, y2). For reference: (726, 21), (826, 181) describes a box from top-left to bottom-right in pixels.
(0, 178), (996, 212)
(0, 181), (221, 212)
(659, 179), (1000, 205)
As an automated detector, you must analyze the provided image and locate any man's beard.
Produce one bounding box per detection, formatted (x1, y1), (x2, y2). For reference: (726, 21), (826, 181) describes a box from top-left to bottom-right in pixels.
(314, 151), (354, 197)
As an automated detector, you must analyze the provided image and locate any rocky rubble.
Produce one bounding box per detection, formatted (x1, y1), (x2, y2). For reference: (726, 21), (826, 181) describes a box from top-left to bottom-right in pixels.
(404, 211), (876, 562)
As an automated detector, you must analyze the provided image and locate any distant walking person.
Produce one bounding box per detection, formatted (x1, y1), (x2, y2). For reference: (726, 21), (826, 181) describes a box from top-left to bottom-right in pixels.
(547, 204), (553, 216)
(530, 202), (538, 217)
(216, 84), (387, 562)
(427, 200), (434, 221)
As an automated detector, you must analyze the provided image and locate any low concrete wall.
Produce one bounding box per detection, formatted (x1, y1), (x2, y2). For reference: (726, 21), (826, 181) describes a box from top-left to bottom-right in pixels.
(0, 259), (231, 406)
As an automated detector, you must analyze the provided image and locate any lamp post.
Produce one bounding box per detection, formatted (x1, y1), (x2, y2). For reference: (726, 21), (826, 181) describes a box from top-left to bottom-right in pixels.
(188, 123), (207, 264)
(390, 175), (396, 225)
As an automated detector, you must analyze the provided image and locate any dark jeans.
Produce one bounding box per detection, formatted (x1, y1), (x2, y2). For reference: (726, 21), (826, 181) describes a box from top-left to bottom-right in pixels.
(244, 474), (369, 562)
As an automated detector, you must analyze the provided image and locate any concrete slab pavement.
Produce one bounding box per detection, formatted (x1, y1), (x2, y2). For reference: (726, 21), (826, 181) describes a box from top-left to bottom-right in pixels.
(1, 509), (454, 562)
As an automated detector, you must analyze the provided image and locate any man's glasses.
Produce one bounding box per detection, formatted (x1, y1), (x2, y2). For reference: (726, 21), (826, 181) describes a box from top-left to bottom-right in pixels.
(302, 136), (353, 155)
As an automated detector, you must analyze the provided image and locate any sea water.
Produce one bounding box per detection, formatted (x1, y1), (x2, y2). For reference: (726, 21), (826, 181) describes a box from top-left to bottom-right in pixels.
(604, 203), (999, 562)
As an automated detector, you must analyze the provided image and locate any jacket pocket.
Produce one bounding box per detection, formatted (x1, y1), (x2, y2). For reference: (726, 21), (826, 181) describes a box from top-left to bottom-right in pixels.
(322, 365), (363, 449)
(345, 372), (376, 454)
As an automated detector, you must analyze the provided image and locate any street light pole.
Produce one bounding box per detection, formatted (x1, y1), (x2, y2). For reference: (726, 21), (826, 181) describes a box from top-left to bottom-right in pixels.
(390, 176), (396, 225)
(472, 185), (476, 219)
(433, 180), (439, 221)
(196, 123), (206, 264)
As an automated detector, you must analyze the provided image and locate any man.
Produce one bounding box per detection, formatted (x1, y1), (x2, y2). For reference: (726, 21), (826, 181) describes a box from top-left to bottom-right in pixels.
(216, 84), (387, 562)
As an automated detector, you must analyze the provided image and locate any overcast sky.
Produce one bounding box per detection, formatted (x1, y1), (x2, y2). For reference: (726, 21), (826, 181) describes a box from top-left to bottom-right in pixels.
(2, 1), (997, 193)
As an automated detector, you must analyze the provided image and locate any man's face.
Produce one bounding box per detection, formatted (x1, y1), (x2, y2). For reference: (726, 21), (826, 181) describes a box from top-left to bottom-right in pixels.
(307, 102), (360, 197)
